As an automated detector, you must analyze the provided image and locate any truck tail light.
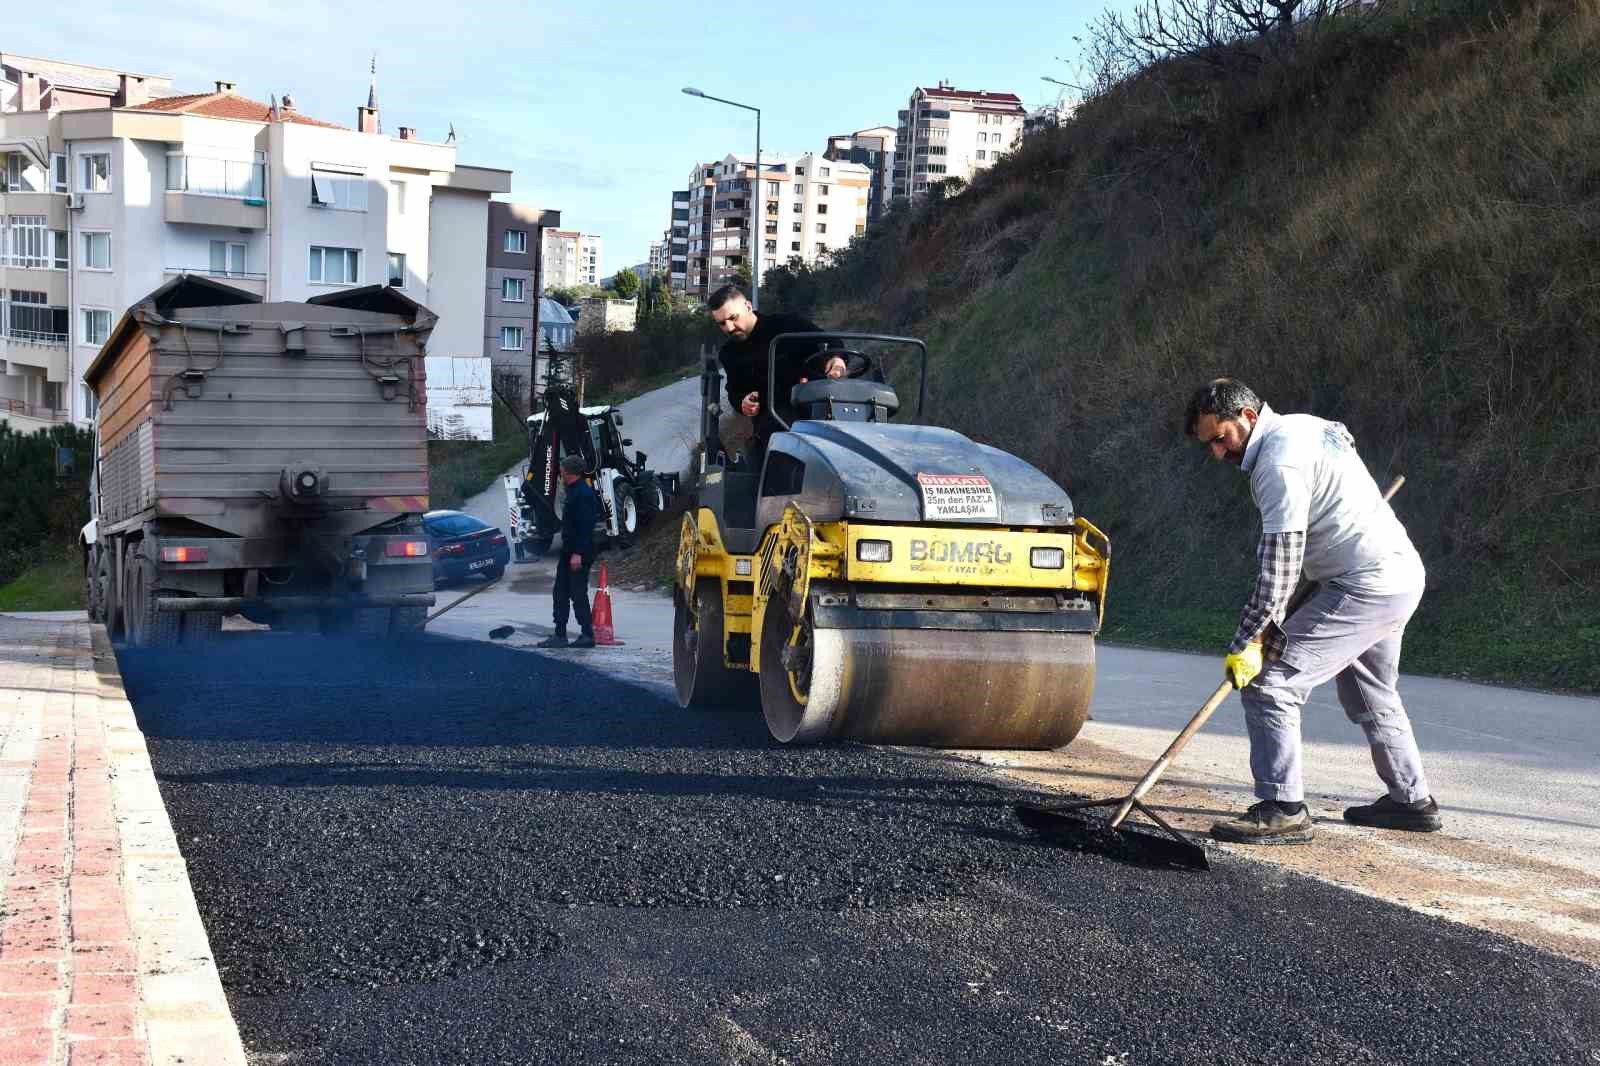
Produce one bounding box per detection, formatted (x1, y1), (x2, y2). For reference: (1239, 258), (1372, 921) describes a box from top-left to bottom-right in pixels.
(160, 546), (208, 563)
(386, 540), (429, 558)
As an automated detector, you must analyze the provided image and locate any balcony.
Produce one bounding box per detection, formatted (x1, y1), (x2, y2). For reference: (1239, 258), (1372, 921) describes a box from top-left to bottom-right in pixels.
(0, 397), (68, 427)
(164, 192), (267, 229)
(164, 153), (268, 229)
(162, 267), (268, 298)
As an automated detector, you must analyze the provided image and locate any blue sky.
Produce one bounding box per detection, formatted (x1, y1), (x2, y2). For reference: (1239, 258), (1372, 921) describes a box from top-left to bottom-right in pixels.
(19, 0), (1117, 271)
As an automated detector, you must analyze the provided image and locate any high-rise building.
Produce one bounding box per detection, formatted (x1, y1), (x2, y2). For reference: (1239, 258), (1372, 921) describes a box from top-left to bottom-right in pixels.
(0, 53), (511, 430)
(825, 126), (896, 226)
(892, 82), (1025, 200)
(682, 152), (870, 302)
(647, 241), (667, 277)
(667, 189), (690, 293)
(541, 229), (602, 289)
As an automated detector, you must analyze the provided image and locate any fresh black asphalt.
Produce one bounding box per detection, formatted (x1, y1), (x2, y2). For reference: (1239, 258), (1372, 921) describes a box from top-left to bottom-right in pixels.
(117, 632), (1600, 1065)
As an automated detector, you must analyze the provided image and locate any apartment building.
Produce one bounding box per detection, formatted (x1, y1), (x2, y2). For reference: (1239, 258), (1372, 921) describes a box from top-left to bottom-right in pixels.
(0, 54), (511, 431)
(541, 229), (602, 289)
(667, 188), (689, 292)
(892, 82), (1026, 199)
(682, 152), (870, 302)
(825, 126), (896, 225)
(484, 201), (559, 384)
(647, 241), (666, 277)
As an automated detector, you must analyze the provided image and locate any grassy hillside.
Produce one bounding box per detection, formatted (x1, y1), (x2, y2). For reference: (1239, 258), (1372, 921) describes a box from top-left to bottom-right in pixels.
(771, 0), (1600, 690)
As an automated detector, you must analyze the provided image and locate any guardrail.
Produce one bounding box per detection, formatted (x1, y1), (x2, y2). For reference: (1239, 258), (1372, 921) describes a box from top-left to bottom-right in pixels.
(3, 328), (69, 346)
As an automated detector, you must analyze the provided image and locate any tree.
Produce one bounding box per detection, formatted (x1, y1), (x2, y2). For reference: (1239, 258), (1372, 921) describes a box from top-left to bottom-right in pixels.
(734, 262), (753, 291)
(546, 286), (580, 308)
(612, 268), (640, 301)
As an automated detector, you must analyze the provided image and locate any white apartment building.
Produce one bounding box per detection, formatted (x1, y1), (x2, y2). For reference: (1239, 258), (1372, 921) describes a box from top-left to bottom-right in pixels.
(541, 229), (602, 289)
(684, 152), (870, 300)
(893, 82), (1026, 199)
(0, 55), (510, 431)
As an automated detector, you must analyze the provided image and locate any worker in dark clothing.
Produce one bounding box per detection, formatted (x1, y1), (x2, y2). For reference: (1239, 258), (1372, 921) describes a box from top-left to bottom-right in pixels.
(707, 285), (828, 466)
(537, 455), (597, 649)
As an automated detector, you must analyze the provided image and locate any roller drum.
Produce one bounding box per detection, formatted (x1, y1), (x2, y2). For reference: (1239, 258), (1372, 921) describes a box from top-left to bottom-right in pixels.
(761, 625), (1095, 749)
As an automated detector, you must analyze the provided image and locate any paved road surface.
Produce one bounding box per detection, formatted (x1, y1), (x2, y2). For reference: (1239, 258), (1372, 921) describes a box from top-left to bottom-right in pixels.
(117, 632), (1600, 1065)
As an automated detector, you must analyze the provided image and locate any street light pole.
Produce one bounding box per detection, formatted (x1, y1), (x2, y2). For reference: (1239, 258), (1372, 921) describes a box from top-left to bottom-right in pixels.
(683, 86), (762, 310)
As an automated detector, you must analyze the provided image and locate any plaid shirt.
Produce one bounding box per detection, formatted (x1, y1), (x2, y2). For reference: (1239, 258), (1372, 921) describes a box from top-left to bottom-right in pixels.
(1229, 530), (1306, 657)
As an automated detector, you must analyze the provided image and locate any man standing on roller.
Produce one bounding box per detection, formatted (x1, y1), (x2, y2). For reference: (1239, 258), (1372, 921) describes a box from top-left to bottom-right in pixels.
(1185, 378), (1443, 845)
(706, 285), (825, 467)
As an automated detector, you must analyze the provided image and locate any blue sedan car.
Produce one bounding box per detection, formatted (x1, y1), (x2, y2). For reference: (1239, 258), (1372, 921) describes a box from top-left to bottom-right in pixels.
(423, 510), (510, 588)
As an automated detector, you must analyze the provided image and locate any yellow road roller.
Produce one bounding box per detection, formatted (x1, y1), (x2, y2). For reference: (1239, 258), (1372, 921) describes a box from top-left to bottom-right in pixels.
(673, 333), (1109, 748)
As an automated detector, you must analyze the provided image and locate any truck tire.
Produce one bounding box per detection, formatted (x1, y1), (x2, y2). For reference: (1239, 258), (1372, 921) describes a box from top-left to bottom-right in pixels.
(127, 556), (180, 649)
(390, 605), (427, 638)
(98, 548), (122, 638)
(184, 610), (223, 645)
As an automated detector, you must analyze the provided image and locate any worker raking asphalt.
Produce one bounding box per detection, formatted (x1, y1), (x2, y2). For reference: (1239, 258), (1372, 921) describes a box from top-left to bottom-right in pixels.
(117, 632), (1600, 1066)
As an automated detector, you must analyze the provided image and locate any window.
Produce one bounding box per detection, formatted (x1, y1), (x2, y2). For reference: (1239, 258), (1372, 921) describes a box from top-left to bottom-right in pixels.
(816, 184), (829, 196)
(766, 181), (780, 195)
(790, 241), (800, 252)
(979, 114), (989, 125)
(792, 203), (802, 215)
(391, 180), (406, 214)
(976, 151), (987, 161)
(764, 240), (776, 255)
(819, 166), (830, 178)
(817, 242), (828, 253)
(209, 240), (246, 276)
(502, 277), (526, 302)
(387, 252), (406, 287)
(3, 154), (43, 193)
(766, 201), (778, 215)
(78, 153), (111, 193)
(51, 154), (67, 193)
(815, 222), (826, 233)
(308, 245), (361, 284)
(80, 231), (111, 271)
(792, 221), (802, 233)
(504, 229), (527, 254)
(50, 230), (68, 270)
(81, 308), (112, 346)
(500, 326), (525, 351)
(80, 384), (98, 419)
(5, 216), (48, 268)
(309, 165), (367, 210)
(795, 165), (806, 176)
(817, 204), (828, 215)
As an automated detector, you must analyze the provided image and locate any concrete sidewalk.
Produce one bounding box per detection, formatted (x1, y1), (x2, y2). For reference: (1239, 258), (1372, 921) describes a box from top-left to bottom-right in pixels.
(0, 615), (244, 1066)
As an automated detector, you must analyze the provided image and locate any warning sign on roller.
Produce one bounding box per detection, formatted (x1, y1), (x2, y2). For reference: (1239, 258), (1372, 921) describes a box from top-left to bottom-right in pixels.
(917, 473), (998, 520)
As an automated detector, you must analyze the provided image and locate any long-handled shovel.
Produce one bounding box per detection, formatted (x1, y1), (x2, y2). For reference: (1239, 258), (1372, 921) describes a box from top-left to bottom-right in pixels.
(1015, 680), (1232, 871)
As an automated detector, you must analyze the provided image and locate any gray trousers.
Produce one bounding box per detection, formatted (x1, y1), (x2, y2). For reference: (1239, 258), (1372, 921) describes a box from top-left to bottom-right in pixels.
(1242, 582), (1432, 805)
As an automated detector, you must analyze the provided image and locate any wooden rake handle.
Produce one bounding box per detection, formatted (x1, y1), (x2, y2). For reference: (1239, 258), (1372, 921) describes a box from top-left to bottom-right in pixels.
(1110, 680), (1234, 829)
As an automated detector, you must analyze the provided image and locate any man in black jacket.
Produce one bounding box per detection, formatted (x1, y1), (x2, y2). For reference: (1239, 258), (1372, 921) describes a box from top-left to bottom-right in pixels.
(708, 285), (826, 465)
(538, 455), (598, 649)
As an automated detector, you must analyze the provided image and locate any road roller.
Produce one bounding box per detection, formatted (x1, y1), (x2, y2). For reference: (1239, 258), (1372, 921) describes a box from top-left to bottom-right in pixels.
(673, 332), (1109, 748)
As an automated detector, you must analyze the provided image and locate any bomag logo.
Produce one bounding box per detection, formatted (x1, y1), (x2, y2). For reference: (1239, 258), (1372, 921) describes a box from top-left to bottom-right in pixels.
(908, 539), (1013, 565)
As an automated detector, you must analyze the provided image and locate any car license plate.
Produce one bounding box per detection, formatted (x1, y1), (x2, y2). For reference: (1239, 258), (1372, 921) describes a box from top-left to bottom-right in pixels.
(468, 557), (492, 570)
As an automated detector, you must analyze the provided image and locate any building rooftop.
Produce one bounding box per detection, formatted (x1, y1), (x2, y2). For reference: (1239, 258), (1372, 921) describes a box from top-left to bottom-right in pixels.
(919, 86), (1024, 106)
(135, 90), (346, 129)
(0, 52), (171, 94)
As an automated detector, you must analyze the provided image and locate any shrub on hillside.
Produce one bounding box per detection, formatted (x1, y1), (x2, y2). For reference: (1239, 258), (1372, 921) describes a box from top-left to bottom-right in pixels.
(0, 423), (94, 585)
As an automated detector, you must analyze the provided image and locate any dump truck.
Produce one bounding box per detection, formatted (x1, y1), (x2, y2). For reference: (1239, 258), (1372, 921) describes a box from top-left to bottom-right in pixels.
(81, 275), (436, 647)
(674, 333), (1110, 748)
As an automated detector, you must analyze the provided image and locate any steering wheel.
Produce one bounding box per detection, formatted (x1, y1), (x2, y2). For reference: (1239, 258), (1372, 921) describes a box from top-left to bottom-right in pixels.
(802, 348), (873, 381)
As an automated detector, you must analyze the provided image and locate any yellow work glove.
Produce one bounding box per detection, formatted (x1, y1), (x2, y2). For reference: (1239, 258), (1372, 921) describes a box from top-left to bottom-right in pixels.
(1223, 641), (1264, 690)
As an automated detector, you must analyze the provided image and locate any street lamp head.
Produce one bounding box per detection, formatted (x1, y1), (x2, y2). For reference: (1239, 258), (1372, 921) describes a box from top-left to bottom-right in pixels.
(682, 87), (705, 98)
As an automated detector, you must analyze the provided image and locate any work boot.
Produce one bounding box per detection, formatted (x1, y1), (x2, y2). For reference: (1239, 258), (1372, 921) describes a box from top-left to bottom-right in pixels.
(569, 632), (596, 649)
(1211, 800), (1315, 845)
(536, 632), (569, 649)
(1343, 794), (1443, 832)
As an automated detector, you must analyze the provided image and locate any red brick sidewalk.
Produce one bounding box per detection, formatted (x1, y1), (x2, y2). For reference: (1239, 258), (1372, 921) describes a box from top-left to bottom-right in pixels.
(0, 617), (244, 1066)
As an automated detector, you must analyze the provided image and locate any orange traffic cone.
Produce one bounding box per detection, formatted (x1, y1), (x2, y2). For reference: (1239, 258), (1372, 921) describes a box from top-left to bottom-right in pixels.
(590, 562), (622, 646)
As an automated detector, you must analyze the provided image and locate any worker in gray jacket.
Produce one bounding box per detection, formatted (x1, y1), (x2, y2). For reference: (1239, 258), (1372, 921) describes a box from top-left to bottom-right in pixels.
(1185, 378), (1443, 844)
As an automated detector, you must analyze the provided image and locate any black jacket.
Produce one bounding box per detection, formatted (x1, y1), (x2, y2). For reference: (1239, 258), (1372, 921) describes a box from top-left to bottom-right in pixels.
(718, 311), (828, 435)
(560, 478), (598, 559)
